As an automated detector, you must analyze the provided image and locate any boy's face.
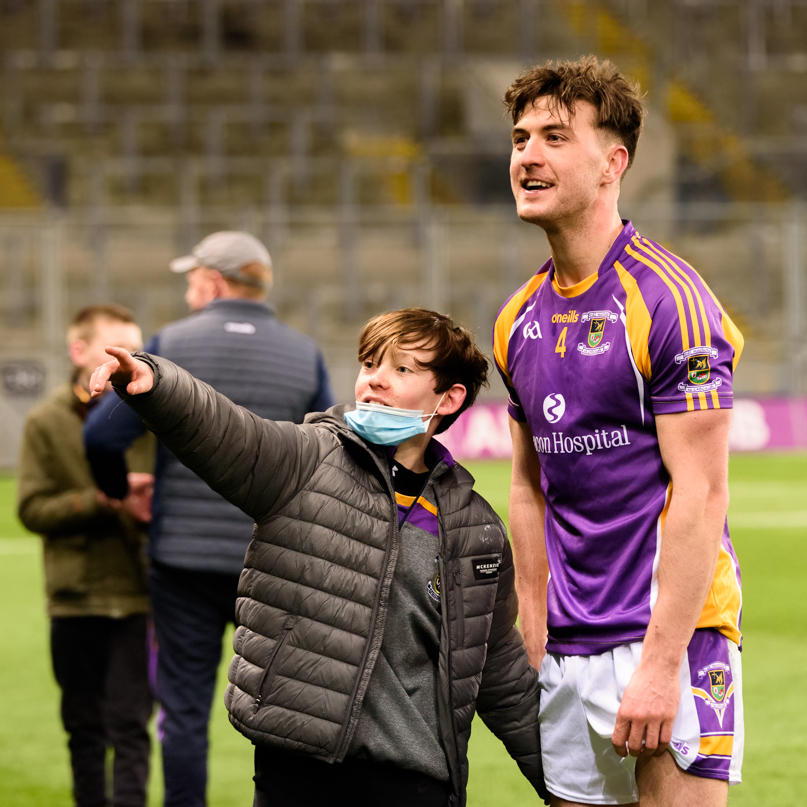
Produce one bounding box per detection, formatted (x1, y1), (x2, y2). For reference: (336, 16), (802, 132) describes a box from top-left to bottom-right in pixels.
(355, 343), (446, 416)
(509, 97), (618, 229)
(72, 319), (142, 388)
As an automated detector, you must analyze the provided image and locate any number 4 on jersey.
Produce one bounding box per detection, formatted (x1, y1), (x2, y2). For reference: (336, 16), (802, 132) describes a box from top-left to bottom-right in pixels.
(555, 327), (568, 358)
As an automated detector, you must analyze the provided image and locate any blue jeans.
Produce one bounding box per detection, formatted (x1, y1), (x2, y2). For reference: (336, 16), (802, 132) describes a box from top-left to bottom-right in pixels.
(149, 562), (239, 807)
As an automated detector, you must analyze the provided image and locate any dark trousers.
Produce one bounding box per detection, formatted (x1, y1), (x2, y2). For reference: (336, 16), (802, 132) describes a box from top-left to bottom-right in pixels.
(149, 562), (239, 807)
(253, 746), (451, 807)
(50, 614), (153, 807)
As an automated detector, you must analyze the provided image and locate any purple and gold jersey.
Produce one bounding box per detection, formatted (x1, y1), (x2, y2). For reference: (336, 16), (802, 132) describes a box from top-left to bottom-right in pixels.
(493, 221), (744, 655)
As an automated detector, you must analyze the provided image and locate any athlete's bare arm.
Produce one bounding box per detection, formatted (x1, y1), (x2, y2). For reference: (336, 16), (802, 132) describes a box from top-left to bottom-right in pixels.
(89, 346), (155, 399)
(612, 408), (731, 761)
(508, 417), (549, 668)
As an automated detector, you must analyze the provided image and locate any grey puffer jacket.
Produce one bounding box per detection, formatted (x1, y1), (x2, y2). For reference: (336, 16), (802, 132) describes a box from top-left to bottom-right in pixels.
(121, 354), (547, 806)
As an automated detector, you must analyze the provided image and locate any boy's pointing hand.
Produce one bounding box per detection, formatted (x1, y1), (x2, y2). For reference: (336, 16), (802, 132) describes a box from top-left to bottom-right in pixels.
(90, 346), (155, 398)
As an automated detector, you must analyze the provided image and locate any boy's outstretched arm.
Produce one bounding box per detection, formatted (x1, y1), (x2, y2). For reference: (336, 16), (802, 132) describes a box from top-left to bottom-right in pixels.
(90, 348), (322, 523)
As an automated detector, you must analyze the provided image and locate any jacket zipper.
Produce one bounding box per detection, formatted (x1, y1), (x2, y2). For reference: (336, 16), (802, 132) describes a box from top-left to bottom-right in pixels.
(452, 559), (465, 648)
(253, 615), (297, 714)
(332, 443), (403, 761)
(333, 441), (442, 762)
(435, 492), (461, 805)
(437, 548), (460, 804)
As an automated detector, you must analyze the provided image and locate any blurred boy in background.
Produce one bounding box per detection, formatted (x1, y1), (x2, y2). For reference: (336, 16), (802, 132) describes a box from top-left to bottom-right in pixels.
(18, 305), (154, 807)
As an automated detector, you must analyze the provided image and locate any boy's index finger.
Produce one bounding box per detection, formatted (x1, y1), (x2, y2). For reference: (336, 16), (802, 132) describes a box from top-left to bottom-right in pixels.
(105, 345), (130, 361)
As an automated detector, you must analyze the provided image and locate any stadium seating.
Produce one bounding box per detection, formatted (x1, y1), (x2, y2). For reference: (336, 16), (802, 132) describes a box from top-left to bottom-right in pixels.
(0, 0), (806, 468)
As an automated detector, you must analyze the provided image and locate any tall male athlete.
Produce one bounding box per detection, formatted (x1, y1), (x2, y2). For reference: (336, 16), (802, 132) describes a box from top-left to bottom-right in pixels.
(493, 57), (744, 806)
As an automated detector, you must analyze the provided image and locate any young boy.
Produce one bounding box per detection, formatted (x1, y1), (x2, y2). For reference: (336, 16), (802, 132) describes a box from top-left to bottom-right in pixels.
(18, 305), (155, 807)
(90, 307), (548, 807)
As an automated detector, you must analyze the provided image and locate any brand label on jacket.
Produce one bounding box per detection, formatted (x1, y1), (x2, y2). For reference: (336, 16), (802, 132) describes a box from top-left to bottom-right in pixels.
(472, 555), (501, 581)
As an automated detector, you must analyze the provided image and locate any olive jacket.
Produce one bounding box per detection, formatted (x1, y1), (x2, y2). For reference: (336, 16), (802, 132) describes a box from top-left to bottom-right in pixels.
(120, 354), (548, 806)
(18, 383), (152, 618)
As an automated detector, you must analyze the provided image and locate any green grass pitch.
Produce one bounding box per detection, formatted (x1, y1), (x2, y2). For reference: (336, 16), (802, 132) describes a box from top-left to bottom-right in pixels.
(1, 452), (805, 805)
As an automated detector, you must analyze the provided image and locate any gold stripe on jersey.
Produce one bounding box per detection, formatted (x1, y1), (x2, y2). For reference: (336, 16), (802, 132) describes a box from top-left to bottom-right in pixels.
(614, 261), (653, 380)
(639, 239), (714, 351)
(697, 541), (743, 645)
(493, 273), (548, 387)
(395, 492), (438, 516)
(624, 241), (695, 410)
(633, 236), (705, 349)
(639, 240), (724, 410)
(678, 256), (745, 371)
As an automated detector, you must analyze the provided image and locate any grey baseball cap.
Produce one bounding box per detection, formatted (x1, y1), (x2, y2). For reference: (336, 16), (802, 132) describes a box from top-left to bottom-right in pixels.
(170, 231), (272, 289)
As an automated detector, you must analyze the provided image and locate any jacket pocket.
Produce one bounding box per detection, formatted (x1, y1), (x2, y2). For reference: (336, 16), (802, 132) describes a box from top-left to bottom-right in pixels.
(451, 554), (503, 649)
(43, 535), (89, 598)
(253, 615), (298, 713)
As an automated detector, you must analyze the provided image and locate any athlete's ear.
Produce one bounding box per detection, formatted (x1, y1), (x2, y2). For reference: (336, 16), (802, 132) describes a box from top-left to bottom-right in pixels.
(603, 143), (629, 186)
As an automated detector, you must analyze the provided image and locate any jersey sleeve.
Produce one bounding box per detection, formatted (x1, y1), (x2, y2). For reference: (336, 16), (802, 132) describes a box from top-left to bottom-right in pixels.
(646, 277), (743, 415)
(492, 306), (527, 423)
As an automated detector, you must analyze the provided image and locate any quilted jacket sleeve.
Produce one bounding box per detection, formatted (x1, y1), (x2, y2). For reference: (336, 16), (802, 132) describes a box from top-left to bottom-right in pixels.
(116, 354), (324, 523)
(475, 538), (549, 804)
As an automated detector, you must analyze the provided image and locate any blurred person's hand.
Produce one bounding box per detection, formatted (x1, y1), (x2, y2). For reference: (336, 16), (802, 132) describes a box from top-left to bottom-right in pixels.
(95, 488), (122, 512)
(90, 347), (154, 398)
(123, 473), (155, 524)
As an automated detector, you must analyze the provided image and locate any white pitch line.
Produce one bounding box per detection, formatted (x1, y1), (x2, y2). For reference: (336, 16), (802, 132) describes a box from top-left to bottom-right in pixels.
(0, 538), (38, 554)
(729, 511), (807, 529)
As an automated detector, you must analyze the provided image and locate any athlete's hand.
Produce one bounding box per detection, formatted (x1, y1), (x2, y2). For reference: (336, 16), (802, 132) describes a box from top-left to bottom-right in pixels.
(612, 659), (679, 758)
(89, 346), (155, 398)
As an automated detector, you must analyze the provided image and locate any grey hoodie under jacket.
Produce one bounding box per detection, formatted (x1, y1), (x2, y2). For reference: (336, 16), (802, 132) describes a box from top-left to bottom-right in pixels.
(119, 354), (548, 807)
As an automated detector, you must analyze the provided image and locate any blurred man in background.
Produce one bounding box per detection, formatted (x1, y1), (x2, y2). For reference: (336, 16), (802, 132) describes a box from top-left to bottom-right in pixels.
(18, 304), (154, 807)
(493, 57), (744, 806)
(84, 231), (335, 807)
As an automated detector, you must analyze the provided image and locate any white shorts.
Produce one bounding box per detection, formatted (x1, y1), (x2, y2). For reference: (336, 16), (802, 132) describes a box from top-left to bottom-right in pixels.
(538, 630), (744, 805)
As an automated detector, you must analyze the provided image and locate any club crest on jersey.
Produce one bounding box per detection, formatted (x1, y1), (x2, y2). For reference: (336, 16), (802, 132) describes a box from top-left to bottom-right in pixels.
(427, 572), (441, 604)
(578, 311), (618, 356)
(676, 346), (723, 393)
(692, 662), (734, 728)
(687, 355), (711, 385)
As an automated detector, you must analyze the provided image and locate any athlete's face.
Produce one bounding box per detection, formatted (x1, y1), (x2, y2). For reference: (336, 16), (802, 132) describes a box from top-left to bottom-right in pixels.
(510, 98), (620, 230)
(354, 344), (445, 416)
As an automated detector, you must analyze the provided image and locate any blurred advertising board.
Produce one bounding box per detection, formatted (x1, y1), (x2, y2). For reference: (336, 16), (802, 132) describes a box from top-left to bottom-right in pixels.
(438, 398), (807, 461)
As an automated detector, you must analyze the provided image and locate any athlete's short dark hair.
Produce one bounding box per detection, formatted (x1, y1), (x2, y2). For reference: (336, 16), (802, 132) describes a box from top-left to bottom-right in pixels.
(503, 55), (645, 170)
(358, 308), (489, 434)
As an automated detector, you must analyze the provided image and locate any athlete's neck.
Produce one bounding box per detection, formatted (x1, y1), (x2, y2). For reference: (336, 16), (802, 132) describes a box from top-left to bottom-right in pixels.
(545, 209), (625, 289)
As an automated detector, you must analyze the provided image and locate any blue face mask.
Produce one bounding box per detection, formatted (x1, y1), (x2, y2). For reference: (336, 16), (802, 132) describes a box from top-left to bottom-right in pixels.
(344, 398), (444, 446)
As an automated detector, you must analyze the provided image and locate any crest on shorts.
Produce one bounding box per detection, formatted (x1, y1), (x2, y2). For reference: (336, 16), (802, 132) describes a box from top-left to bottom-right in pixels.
(708, 669), (726, 702)
(692, 662), (734, 728)
(687, 355), (711, 386)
